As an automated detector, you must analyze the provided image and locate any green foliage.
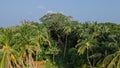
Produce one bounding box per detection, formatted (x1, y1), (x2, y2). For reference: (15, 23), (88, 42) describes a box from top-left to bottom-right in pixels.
(45, 60), (58, 68)
(0, 13), (120, 68)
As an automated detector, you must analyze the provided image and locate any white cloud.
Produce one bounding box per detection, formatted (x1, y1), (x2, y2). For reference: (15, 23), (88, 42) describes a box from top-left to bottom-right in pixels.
(47, 10), (64, 14)
(47, 10), (54, 13)
(37, 5), (46, 10)
(37, 5), (65, 14)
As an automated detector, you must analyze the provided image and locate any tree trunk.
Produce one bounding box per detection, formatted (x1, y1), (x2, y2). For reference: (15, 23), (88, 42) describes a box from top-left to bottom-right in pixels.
(87, 49), (93, 68)
(63, 35), (67, 58)
(6, 55), (13, 68)
(92, 50), (95, 68)
(57, 34), (64, 48)
(53, 54), (55, 62)
(28, 54), (34, 68)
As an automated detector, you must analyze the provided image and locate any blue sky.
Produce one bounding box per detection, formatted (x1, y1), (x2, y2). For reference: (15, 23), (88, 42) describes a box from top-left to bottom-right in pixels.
(0, 0), (120, 27)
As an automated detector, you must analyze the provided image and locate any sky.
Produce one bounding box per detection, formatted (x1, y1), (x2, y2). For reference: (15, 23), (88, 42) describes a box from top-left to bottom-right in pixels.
(0, 0), (120, 27)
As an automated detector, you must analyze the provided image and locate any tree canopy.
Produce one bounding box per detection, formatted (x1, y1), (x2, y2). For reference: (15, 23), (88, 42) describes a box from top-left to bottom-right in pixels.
(0, 13), (120, 68)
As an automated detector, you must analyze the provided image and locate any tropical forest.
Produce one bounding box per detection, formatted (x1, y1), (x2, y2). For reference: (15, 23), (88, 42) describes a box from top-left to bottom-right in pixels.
(0, 13), (120, 68)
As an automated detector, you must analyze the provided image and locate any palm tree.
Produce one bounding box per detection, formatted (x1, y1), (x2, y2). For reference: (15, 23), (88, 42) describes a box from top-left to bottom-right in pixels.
(45, 41), (59, 62)
(76, 37), (95, 68)
(102, 50), (120, 68)
(101, 34), (120, 68)
(0, 28), (20, 68)
(63, 26), (71, 58)
(76, 23), (100, 68)
(19, 22), (52, 67)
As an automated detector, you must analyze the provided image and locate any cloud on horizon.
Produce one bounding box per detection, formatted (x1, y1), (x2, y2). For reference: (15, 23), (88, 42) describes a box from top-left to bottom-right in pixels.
(37, 5), (46, 10)
(37, 5), (64, 14)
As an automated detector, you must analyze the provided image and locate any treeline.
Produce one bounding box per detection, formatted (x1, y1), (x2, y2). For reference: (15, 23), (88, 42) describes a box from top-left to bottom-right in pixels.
(0, 13), (120, 68)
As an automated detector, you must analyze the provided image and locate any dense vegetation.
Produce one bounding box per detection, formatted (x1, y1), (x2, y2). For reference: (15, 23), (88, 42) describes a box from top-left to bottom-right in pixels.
(0, 13), (120, 68)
